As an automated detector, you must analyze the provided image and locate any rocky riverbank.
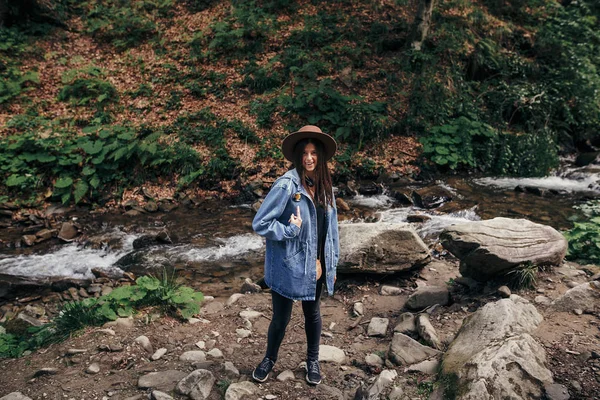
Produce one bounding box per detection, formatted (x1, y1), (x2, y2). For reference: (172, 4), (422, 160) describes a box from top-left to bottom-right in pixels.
(1, 254), (599, 400)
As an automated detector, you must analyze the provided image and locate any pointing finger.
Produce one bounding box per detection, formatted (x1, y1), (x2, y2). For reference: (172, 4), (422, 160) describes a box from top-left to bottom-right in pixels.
(296, 206), (301, 219)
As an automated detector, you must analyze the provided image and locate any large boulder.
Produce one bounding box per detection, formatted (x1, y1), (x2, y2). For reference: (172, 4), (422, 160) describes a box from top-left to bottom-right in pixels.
(441, 295), (552, 399)
(338, 223), (430, 274)
(440, 217), (567, 281)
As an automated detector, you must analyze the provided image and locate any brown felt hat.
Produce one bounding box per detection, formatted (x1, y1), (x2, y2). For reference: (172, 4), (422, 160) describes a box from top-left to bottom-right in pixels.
(281, 125), (337, 162)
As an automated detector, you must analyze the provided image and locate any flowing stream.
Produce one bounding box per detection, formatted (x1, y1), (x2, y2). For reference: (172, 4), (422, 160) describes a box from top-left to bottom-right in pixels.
(1, 160), (598, 296)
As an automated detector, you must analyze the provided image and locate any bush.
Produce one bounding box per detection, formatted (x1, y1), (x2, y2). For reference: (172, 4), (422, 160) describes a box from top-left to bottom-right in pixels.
(564, 200), (600, 264)
(0, 271), (204, 358)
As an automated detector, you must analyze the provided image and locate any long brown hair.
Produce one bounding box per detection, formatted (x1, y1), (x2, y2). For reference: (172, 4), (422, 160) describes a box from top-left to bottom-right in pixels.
(293, 138), (334, 207)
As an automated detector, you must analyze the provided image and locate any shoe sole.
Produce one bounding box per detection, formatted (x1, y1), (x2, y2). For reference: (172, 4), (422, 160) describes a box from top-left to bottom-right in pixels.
(252, 370), (269, 383)
(305, 373), (321, 385)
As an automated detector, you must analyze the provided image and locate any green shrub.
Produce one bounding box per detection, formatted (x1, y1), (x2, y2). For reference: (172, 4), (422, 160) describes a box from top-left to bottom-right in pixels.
(0, 271), (204, 359)
(84, 1), (163, 50)
(564, 200), (600, 264)
(420, 116), (498, 170)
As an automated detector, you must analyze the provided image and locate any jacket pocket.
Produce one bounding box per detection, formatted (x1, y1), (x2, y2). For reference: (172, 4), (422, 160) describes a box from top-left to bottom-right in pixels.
(275, 244), (308, 298)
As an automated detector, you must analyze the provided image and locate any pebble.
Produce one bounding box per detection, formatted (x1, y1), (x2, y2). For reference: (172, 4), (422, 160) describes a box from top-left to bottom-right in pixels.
(151, 348), (167, 361)
(277, 370), (295, 382)
(236, 329), (251, 338)
(353, 302), (364, 317)
(196, 340), (206, 349)
(86, 363), (100, 374)
(207, 348), (223, 358)
(573, 309), (583, 315)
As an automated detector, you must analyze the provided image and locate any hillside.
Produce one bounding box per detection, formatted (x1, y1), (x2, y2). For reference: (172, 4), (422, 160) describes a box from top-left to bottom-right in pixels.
(0, 0), (599, 207)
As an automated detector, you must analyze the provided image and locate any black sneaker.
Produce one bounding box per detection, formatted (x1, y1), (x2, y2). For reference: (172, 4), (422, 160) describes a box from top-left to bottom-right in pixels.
(305, 359), (322, 385)
(252, 357), (275, 383)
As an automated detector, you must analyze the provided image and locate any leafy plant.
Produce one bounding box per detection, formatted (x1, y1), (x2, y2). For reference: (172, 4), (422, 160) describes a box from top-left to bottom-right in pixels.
(420, 116), (498, 171)
(564, 200), (600, 264)
(58, 67), (119, 110)
(0, 270), (204, 359)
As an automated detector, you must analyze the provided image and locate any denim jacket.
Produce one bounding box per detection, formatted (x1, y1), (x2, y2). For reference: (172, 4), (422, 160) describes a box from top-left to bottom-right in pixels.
(252, 168), (340, 300)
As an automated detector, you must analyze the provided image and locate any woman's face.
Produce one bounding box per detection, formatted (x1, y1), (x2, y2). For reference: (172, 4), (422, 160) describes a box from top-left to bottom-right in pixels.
(302, 143), (318, 174)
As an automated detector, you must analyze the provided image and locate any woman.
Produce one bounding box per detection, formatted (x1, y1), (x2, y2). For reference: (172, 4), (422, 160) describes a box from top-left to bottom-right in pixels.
(251, 125), (340, 386)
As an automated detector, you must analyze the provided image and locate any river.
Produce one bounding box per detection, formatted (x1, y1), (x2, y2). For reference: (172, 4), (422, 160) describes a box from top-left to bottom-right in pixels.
(1, 160), (599, 296)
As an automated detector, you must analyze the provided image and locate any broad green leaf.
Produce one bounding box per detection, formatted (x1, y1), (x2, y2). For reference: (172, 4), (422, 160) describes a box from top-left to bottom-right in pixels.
(82, 166), (96, 176)
(435, 146), (450, 155)
(54, 176), (73, 189)
(89, 175), (100, 189)
(73, 180), (88, 204)
(80, 140), (104, 155)
(6, 174), (27, 187)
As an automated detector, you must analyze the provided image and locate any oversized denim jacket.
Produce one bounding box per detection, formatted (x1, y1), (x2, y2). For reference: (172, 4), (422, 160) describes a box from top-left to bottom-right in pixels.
(252, 168), (340, 301)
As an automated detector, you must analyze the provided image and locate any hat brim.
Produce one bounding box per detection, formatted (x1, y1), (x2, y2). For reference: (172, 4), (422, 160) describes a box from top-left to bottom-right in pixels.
(281, 129), (337, 162)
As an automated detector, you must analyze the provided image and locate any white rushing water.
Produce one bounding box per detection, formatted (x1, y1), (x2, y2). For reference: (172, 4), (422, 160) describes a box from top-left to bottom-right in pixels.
(379, 206), (481, 239)
(164, 233), (264, 263)
(0, 231), (265, 279)
(475, 165), (600, 193)
(0, 229), (138, 279)
(347, 193), (396, 208)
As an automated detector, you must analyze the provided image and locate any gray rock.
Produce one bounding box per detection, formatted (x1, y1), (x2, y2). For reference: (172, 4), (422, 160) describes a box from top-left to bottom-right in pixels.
(138, 371), (187, 390)
(180, 351), (207, 362)
(176, 369), (215, 400)
(368, 369), (398, 399)
(236, 328), (251, 338)
(551, 282), (600, 313)
(394, 312), (416, 334)
(535, 295), (552, 305)
(207, 348), (223, 358)
(441, 218), (567, 281)
(405, 359), (440, 374)
(4, 312), (43, 335)
(417, 313), (442, 350)
(224, 381), (257, 400)
(150, 391), (173, 400)
(388, 333), (441, 365)
(58, 222), (78, 241)
(0, 393), (33, 400)
(353, 302), (364, 317)
(406, 286), (449, 310)
(134, 335), (153, 353)
(317, 384), (344, 400)
(442, 296), (551, 399)
(388, 386), (404, 400)
(319, 345), (346, 364)
(497, 285), (511, 298)
(277, 370), (295, 381)
(241, 278), (261, 293)
(338, 223), (430, 274)
(381, 285), (403, 295)
(223, 361), (240, 378)
(86, 363), (100, 374)
(226, 293), (244, 306)
(151, 348), (167, 361)
(104, 317), (134, 329)
(365, 353), (384, 367)
(544, 383), (570, 400)
(239, 310), (262, 320)
(367, 317), (389, 337)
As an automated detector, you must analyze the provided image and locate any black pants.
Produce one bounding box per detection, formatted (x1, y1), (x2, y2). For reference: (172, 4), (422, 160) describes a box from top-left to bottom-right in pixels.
(265, 277), (324, 362)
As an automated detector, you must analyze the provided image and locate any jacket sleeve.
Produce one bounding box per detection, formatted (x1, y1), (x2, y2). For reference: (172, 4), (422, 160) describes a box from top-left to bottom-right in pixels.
(252, 179), (300, 241)
(331, 200), (340, 265)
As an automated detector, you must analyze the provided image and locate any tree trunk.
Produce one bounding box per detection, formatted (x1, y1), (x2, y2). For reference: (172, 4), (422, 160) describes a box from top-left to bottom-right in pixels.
(411, 0), (435, 51)
(0, 0), (8, 27)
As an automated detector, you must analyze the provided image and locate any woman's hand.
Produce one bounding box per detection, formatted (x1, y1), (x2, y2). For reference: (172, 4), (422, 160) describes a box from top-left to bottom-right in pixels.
(289, 206), (302, 228)
(316, 259), (322, 280)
